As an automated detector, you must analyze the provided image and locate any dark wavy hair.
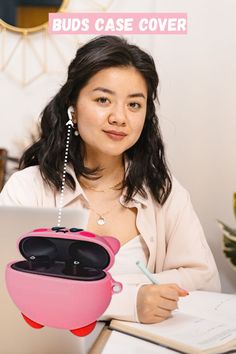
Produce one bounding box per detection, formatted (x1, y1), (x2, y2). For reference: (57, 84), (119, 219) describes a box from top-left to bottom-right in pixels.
(20, 35), (172, 205)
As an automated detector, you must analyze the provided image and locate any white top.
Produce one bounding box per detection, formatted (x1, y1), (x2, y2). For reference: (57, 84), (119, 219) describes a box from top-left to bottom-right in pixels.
(110, 235), (149, 275)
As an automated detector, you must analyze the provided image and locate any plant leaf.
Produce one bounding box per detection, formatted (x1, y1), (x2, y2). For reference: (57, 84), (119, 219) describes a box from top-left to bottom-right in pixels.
(223, 236), (236, 266)
(223, 251), (236, 266)
(234, 192), (236, 220)
(217, 194), (236, 270)
(223, 235), (236, 248)
(222, 232), (236, 242)
(217, 220), (236, 238)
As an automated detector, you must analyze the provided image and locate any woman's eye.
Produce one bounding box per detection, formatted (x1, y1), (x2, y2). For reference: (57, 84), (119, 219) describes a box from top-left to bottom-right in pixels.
(129, 102), (141, 110)
(96, 97), (110, 104)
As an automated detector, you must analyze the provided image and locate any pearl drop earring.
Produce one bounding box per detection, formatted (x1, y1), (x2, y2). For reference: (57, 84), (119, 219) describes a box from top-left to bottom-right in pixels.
(72, 121), (79, 136)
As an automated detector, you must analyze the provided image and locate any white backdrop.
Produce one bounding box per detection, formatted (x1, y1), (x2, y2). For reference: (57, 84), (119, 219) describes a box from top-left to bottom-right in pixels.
(0, 0), (235, 293)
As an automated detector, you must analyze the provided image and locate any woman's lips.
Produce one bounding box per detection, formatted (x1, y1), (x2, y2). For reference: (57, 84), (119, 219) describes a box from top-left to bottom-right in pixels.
(103, 130), (127, 141)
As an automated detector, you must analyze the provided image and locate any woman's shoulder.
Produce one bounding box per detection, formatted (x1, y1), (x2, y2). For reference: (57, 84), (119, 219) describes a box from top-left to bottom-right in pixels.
(0, 166), (45, 206)
(160, 175), (196, 227)
(151, 175), (191, 213)
(167, 175), (191, 206)
(19, 165), (41, 175)
(170, 175), (190, 199)
(6, 166), (44, 187)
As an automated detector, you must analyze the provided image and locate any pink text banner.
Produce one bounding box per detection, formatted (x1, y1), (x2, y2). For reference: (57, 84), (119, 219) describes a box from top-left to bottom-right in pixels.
(48, 13), (187, 35)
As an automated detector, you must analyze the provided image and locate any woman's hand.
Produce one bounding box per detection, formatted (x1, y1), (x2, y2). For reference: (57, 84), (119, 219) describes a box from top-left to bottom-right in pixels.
(137, 283), (189, 324)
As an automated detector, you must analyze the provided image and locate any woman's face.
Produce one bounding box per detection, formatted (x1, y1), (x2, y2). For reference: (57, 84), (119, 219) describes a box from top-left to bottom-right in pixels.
(74, 66), (147, 158)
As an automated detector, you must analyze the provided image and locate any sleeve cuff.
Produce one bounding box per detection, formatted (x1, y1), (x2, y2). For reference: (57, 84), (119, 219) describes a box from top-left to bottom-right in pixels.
(99, 282), (149, 323)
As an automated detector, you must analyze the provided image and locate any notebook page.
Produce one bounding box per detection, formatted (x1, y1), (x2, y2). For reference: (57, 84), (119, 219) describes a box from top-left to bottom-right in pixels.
(112, 312), (236, 352)
(178, 291), (236, 325)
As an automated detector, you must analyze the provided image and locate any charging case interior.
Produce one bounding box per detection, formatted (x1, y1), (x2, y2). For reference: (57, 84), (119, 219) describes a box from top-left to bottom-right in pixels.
(11, 236), (110, 281)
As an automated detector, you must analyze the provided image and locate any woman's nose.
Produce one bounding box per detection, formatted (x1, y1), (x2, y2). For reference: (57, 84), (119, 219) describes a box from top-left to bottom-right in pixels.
(108, 105), (127, 126)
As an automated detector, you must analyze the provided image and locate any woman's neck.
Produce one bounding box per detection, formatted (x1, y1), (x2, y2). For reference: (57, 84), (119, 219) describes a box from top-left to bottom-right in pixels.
(81, 153), (125, 188)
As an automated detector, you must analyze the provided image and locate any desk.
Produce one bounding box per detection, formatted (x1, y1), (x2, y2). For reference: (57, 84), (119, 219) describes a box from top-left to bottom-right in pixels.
(89, 326), (178, 354)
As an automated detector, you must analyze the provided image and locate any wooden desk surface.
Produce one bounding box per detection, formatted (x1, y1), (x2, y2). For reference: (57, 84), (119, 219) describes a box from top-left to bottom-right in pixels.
(89, 324), (112, 354)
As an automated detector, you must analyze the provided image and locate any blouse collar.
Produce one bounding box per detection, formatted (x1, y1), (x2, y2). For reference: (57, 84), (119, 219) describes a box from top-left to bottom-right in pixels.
(57, 163), (149, 208)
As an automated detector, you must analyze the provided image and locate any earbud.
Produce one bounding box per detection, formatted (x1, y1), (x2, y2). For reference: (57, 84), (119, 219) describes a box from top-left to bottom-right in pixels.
(67, 106), (75, 122)
(67, 105), (80, 136)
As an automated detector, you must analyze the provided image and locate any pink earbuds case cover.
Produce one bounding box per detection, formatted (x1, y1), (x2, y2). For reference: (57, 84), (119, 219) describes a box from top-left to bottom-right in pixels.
(5, 228), (122, 336)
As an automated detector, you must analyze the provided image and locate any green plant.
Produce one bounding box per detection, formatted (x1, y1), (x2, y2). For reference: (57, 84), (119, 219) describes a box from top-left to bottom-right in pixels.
(217, 193), (236, 269)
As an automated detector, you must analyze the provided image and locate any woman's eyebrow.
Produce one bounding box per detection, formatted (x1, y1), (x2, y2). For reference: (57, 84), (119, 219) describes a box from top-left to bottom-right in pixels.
(92, 87), (146, 99)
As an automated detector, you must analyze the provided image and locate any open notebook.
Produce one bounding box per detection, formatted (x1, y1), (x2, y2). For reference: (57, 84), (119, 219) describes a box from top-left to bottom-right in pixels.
(109, 291), (236, 354)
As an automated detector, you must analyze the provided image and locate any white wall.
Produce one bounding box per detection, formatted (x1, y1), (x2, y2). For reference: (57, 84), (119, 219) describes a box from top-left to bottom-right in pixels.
(150, 0), (236, 292)
(0, 0), (235, 292)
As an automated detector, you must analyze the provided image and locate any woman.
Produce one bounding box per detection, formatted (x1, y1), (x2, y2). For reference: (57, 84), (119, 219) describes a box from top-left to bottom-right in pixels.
(0, 35), (221, 324)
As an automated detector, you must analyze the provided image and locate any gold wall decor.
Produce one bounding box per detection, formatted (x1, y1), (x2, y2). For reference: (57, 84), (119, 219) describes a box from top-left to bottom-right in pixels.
(0, 0), (115, 86)
(0, 0), (68, 85)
